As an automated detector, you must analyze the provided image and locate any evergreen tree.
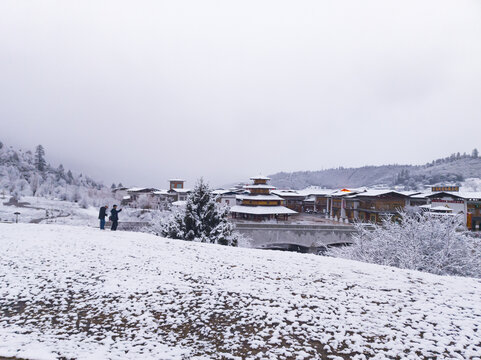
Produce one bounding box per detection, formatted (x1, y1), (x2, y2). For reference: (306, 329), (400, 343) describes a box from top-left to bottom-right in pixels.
(66, 170), (74, 185)
(472, 148), (479, 158)
(0, 141), (3, 150)
(111, 183), (116, 189)
(161, 178), (239, 246)
(56, 164), (65, 181)
(118, 182), (123, 188)
(34, 145), (47, 172)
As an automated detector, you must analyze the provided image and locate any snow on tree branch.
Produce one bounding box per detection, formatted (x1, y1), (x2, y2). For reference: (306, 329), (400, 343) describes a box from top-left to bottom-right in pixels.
(328, 212), (481, 278)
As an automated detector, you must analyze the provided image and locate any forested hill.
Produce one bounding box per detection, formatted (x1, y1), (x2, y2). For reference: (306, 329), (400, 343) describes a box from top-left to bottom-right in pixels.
(269, 150), (481, 190)
(0, 141), (114, 206)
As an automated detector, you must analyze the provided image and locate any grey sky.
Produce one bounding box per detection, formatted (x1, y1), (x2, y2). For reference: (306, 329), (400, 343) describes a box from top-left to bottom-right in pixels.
(1, 0), (481, 188)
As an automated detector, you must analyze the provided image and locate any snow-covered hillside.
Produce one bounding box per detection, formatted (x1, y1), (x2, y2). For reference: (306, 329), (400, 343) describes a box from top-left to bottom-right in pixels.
(269, 153), (481, 190)
(0, 142), (114, 207)
(1, 224), (480, 359)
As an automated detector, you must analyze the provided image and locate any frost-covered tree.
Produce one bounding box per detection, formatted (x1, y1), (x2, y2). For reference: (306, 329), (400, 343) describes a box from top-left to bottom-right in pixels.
(328, 212), (481, 278)
(34, 145), (47, 172)
(57, 164), (65, 179)
(160, 178), (240, 246)
(66, 170), (74, 184)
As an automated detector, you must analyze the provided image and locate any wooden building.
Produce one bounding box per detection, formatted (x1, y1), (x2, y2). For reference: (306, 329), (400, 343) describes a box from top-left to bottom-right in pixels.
(230, 176), (297, 221)
(271, 190), (306, 212)
(349, 190), (409, 223)
(425, 191), (481, 231)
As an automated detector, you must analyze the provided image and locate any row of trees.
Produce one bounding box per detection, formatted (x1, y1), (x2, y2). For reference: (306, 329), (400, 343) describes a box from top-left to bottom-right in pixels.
(425, 148), (479, 167)
(0, 141), (114, 207)
(394, 169), (464, 190)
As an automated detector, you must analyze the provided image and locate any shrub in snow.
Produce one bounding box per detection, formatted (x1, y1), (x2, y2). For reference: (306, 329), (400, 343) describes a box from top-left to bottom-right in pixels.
(160, 178), (241, 246)
(328, 212), (481, 278)
(79, 197), (89, 209)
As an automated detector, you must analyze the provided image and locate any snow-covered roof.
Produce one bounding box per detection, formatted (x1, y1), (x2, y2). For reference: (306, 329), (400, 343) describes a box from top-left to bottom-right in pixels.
(271, 190), (306, 198)
(169, 179), (185, 182)
(212, 189), (227, 195)
(230, 205), (297, 215)
(457, 192), (481, 200)
(212, 189), (244, 196)
(399, 191), (422, 196)
(244, 184), (276, 190)
(127, 187), (148, 192)
(169, 188), (191, 194)
(112, 187), (129, 192)
(301, 188), (336, 196)
(122, 195), (131, 200)
(172, 200), (187, 206)
(426, 191), (481, 200)
(237, 194), (283, 201)
(330, 189), (361, 197)
(127, 187), (158, 193)
(250, 175), (270, 180)
(410, 193), (432, 199)
(152, 190), (170, 196)
(353, 190), (408, 198)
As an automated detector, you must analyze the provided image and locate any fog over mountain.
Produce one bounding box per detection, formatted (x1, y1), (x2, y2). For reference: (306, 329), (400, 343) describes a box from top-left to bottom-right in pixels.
(1, 1), (480, 187)
(269, 151), (481, 190)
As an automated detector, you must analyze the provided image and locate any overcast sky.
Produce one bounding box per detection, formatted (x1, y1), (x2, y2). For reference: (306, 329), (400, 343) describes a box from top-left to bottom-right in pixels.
(1, 0), (480, 188)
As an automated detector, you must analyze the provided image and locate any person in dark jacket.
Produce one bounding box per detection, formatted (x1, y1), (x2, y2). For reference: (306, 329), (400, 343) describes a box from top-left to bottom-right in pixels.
(98, 205), (109, 230)
(110, 205), (122, 231)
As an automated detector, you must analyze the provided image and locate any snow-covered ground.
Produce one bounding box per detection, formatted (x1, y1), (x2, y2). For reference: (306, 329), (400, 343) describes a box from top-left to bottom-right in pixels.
(1, 224), (480, 360)
(0, 196), (160, 227)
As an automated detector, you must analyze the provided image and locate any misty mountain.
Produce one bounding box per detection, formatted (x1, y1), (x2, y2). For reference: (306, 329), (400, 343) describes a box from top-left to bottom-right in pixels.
(269, 151), (481, 190)
(0, 141), (114, 206)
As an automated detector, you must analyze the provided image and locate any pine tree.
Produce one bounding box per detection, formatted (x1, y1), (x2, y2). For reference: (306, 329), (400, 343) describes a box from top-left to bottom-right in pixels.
(118, 182), (123, 188)
(472, 148), (479, 158)
(111, 183), (116, 189)
(0, 141), (3, 150)
(66, 170), (74, 185)
(34, 145), (47, 172)
(161, 178), (239, 246)
(56, 164), (65, 181)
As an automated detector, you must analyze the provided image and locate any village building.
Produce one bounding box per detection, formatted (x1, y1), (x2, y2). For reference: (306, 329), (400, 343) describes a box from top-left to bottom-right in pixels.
(213, 188), (248, 207)
(325, 188), (367, 220)
(166, 179), (191, 202)
(402, 191), (430, 207)
(271, 190), (306, 212)
(121, 187), (159, 208)
(112, 186), (129, 200)
(425, 191), (481, 231)
(302, 196), (316, 212)
(230, 176), (297, 221)
(346, 190), (409, 223)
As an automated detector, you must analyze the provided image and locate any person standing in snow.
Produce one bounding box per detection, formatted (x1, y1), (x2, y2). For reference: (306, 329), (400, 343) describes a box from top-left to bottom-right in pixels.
(98, 205), (109, 230)
(110, 204), (122, 231)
